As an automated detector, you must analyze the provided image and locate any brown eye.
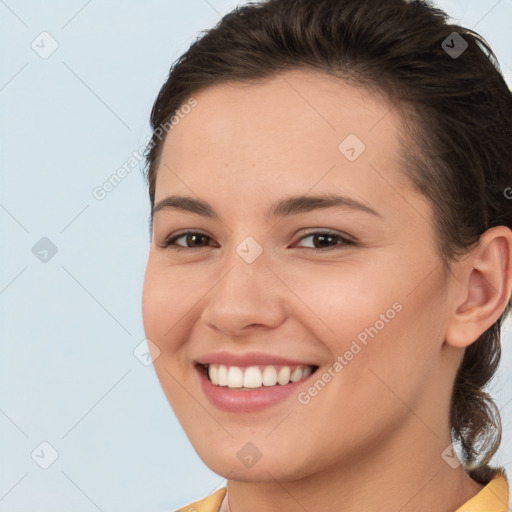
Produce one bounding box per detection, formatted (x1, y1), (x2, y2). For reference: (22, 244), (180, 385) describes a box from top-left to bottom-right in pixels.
(294, 231), (355, 251)
(160, 231), (213, 250)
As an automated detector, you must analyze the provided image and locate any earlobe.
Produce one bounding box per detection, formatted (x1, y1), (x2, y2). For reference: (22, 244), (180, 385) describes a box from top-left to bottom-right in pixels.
(445, 226), (512, 349)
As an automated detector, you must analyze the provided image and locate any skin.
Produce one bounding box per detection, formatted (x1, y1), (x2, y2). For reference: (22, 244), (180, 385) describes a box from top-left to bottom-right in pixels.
(141, 69), (512, 512)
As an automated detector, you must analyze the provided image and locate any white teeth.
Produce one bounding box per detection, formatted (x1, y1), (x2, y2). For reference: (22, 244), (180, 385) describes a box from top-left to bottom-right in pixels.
(277, 366), (291, 385)
(205, 364), (314, 389)
(227, 366), (244, 388)
(262, 366), (277, 386)
(290, 367), (303, 382)
(243, 366), (263, 388)
(208, 364), (218, 385)
(217, 364), (228, 386)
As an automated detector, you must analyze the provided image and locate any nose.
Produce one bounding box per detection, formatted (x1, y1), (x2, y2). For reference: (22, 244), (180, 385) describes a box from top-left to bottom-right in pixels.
(200, 248), (288, 337)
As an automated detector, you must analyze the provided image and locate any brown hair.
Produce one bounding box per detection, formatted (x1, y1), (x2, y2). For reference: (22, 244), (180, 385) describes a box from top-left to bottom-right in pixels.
(143, 0), (512, 483)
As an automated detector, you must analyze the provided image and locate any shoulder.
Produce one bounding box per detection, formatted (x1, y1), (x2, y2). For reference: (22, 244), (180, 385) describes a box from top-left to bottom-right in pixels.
(172, 475), (509, 512)
(175, 487), (227, 512)
(455, 470), (509, 512)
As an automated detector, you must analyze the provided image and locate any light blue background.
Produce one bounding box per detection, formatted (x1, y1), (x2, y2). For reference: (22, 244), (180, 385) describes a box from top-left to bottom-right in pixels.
(1, 1), (511, 511)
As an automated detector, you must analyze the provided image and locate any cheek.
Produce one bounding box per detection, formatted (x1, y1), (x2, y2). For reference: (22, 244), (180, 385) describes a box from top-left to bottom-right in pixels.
(141, 257), (200, 347)
(284, 252), (445, 406)
(142, 266), (167, 351)
(281, 256), (404, 347)
(269, 267), (444, 468)
(141, 256), (217, 397)
(142, 261), (199, 423)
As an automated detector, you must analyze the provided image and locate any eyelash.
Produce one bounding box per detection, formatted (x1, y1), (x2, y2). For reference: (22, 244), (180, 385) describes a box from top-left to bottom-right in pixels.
(159, 230), (355, 252)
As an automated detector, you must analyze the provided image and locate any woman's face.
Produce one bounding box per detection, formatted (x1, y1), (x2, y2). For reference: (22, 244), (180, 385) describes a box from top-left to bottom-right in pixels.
(142, 70), (460, 481)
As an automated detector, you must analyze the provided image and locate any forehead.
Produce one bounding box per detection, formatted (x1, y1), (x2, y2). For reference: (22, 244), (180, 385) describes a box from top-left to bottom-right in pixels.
(155, 69), (418, 218)
(162, 70), (400, 155)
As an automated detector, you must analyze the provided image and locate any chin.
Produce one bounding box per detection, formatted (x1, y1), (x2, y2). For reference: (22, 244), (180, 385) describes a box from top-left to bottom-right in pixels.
(196, 442), (313, 483)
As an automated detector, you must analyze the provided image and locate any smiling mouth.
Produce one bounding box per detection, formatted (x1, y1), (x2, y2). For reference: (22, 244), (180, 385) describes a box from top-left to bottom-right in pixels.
(197, 363), (319, 390)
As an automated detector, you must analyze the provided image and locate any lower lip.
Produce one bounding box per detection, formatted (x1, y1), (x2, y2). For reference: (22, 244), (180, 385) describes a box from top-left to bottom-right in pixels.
(196, 365), (317, 413)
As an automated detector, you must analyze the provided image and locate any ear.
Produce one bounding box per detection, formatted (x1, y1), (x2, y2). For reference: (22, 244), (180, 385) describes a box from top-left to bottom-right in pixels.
(445, 226), (512, 349)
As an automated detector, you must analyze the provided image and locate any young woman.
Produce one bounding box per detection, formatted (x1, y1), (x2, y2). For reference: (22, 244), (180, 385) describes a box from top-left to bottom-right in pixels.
(141, 0), (512, 510)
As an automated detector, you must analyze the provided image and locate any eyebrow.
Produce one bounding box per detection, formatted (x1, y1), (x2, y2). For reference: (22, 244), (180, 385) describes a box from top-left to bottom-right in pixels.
(152, 193), (381, 220)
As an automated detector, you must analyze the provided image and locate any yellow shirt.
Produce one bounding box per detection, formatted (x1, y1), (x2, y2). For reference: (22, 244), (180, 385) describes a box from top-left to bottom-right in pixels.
(175, 474), (509, 512)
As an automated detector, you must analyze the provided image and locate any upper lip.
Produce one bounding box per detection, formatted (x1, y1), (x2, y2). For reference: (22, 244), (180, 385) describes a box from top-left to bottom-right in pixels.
(195, 351), (318, 368)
